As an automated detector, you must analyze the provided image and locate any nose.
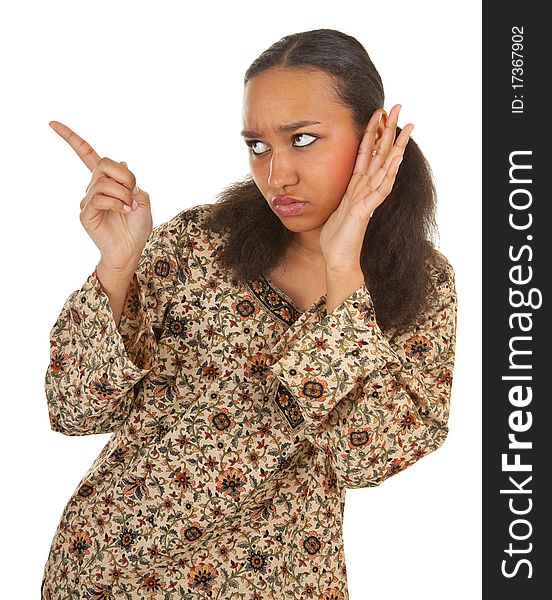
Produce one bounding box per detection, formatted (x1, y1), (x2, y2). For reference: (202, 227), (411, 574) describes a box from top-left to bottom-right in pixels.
(267, 149), (299, 190)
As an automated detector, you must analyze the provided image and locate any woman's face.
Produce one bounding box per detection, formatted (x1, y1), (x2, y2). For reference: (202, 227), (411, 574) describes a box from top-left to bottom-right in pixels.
(242, 67), (363, 234)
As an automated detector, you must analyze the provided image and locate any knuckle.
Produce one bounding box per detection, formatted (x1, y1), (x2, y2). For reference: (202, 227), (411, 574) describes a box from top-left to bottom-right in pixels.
(99, 156), (114, 169)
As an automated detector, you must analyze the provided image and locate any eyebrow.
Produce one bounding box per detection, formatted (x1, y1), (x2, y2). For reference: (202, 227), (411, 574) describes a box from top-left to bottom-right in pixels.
(240, 120), (322, 138)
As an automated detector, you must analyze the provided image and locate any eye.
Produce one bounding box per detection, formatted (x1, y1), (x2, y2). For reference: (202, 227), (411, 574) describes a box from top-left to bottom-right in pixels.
(293, 133), (318, 147)
(245, 133), (319, 156)
(245, 140), (269, 156)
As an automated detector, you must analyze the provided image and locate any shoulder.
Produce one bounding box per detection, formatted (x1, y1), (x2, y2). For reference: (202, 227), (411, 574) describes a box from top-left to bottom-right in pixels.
(388, 248), (457, 344)
(428, 248), (456, 295)
(146, 203), (219, 250)
(154, 202), (215, 235)
(136, 204), (218, 269)
(423, 248), (457, 321)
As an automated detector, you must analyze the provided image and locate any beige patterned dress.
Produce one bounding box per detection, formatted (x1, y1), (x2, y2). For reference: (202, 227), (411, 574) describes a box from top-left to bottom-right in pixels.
(41, 202), (457, 599)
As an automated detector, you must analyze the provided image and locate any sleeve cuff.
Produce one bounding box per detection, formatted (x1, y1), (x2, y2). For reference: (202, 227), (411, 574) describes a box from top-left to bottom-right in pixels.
(83, 268), (155, 373)
(265, 283), (402, 430)
(49, 269), (154, 409)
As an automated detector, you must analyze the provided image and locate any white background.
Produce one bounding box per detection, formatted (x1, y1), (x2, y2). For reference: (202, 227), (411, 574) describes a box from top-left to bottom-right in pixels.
(0, 1), (481, 597)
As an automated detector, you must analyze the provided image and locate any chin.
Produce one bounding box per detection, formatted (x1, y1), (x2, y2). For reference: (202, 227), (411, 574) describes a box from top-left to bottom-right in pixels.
(276, 216), (324, 233)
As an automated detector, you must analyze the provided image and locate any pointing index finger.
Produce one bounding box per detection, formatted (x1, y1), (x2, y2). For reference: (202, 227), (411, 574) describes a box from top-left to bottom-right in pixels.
(49, 121), (100, 173)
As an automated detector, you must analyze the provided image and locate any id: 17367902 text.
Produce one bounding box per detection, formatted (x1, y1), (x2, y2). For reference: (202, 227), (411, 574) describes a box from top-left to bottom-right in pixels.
(511, 26), (524, 114)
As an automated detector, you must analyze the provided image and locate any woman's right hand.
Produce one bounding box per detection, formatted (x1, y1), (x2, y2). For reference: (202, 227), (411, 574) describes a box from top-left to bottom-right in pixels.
(49, 121), (153, 273)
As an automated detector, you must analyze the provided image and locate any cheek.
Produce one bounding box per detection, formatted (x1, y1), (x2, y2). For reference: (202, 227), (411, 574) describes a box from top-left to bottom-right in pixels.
(329, 152), (356, 181)
(249, 164), (266, 195)
(317, 141), (359, 193)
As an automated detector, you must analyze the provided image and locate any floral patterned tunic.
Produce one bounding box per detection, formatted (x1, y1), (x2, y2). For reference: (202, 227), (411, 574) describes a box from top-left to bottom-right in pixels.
(41, 202), (457, 599)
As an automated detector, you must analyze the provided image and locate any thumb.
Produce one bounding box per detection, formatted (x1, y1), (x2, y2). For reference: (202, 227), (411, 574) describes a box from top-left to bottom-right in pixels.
(132, 183), (151, 210)
(133, 186), (149, 206)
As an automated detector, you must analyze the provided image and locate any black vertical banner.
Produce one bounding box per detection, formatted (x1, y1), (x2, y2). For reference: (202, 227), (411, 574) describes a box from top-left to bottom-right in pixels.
(483, 3), (550, 598)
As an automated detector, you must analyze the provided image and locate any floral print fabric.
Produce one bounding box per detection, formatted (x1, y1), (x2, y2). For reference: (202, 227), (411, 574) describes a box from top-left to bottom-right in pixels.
(41, 203), (457, 599)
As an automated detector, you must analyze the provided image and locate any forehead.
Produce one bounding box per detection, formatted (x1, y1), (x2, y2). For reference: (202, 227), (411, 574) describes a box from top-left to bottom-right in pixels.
(242, 67), (347, 125)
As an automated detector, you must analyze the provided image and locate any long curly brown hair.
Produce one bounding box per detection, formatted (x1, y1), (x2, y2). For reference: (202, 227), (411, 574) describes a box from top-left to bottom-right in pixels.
(203, 28), (442, 335)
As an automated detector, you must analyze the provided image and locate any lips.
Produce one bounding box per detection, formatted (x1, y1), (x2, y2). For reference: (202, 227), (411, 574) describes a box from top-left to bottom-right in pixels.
(273, 195), (304, 206)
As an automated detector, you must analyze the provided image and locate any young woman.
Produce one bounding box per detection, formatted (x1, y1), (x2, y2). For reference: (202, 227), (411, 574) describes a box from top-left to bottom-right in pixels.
(42, 28), (457, 600)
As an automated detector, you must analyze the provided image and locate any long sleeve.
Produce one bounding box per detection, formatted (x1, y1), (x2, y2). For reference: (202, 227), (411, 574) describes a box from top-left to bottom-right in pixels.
(45, 213), (186, 436)
(265, 254), (457, 489)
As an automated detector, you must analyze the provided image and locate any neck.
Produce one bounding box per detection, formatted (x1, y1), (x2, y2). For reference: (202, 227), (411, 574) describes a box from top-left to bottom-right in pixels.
(290, 229), (324, 266)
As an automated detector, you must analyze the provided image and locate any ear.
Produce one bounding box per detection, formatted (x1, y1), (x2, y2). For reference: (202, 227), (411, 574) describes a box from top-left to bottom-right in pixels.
(373, 109), (387, 151)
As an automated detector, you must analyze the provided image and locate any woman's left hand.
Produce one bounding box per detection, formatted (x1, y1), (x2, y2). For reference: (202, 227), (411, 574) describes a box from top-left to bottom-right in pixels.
(319, 104), (414, 273)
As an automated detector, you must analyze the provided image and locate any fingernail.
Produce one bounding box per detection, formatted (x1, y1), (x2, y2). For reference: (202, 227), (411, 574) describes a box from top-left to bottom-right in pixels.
(132, 199), (139, 210)
(123, 204), (132, 213)
(132, 184), (139, 195)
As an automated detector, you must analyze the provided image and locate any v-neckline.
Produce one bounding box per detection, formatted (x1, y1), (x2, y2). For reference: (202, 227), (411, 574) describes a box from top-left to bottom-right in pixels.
(244, 275), (327, 328)
(244, 276), (304, 327)
(263, 276), (305, 313)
